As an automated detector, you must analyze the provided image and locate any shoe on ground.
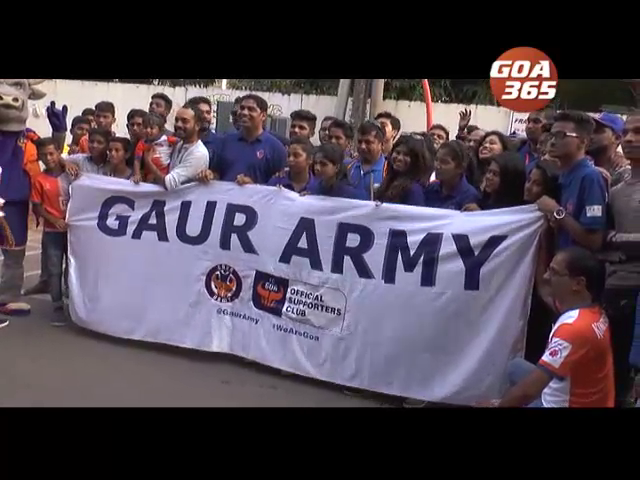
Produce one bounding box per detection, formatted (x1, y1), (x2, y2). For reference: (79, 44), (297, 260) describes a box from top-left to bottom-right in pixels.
(0, 318), (9, 329)
(0, 302), (31, 317)
(50, 306), (67, 327)
(343, 388), (367, 397)
(402, 398), (429, 408)
(22, 282), (50, 296)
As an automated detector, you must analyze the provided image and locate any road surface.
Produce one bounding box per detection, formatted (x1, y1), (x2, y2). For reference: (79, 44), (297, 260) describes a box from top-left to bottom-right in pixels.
(0, 228), (387, 407)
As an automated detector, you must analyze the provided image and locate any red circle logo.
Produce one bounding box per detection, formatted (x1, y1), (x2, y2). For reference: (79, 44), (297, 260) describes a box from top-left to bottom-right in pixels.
(489, 47), (558, 113)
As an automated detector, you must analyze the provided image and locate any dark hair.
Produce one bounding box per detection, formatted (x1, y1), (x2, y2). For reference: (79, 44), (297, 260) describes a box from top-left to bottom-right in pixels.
(561, 246), (606, 302)
(531, 159), (561, 203)
(109, 136), (132, 153)
(315, 143), (348, 191)
(466, 125), (480, 134)
(429, 123), (450, 140)
(186, 96), (212, 110)
(94, 101), (115, 116)
(358, 121), (384, 142)
(143, 112), (166, 130)
(71, 115), (91, 130)
(290, 110), (317, 131)
(151, 92), (173, 112)
(289, 136), (315, 159)
(88, 127), (112, 143)
(417, 132), (438, 160)
(35, 137), (58, 152)
(552, 110), (596, 139)
(233, 96), (242, 106)
(180, 103), (207, 127)
(239, 94), (268, 113)
(328, 119), (354, 140)
(438, 140), (470, 169)
(376, 135), (431, 203)
(81, 107), (95, 117)
(374, 111), (401, 133)
(126, 108), (148, 124)
(438, 140), (477, 187)
(487, 151), (526, 208)
(475, 130), (512, 160)
(322, 115), (338, 125)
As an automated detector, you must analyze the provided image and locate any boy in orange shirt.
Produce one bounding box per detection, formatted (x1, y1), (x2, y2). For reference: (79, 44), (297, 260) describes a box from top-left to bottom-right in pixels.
(31, 138), (71, 326)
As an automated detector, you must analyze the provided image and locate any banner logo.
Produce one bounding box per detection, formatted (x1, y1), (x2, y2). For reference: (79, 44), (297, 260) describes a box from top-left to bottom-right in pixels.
(205, 264), (243, 304)
(252, 271), (288, 317)
(490, 46), (558, 112)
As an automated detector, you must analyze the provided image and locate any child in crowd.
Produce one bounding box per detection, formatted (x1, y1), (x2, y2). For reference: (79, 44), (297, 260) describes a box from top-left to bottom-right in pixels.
(307, 144), (368, 200)
(375, 134), (430, 206)
(133, 112), (179, 183)
(108, 137), (133, 180)
(424, 140), (481, 211)
(64, 127), (112, 177)
(462, 151), (526, 211)
(63, 116), (92, 156)
(265, 137), (317, 193)
(31, 138), (72, 326)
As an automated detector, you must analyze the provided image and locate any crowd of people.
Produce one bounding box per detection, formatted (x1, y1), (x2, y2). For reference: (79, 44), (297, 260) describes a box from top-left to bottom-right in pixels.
(15, 89), (640, 408)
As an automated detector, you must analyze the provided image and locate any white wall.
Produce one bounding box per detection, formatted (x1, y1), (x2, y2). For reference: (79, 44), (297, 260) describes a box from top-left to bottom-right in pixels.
(26, 80), (514, 144)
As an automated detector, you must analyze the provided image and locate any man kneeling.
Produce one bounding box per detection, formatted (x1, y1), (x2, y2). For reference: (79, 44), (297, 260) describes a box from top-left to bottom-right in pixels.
(483, 247), (614, 408)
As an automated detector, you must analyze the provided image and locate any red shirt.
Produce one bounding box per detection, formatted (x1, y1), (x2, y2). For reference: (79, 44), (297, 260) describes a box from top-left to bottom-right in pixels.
(30, 171), (71, 232)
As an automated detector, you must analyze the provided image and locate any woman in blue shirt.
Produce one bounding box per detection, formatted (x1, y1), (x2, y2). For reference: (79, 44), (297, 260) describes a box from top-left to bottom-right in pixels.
(375, 134), (431, 206)
(307, 144), (368, 200)
(462, 151), (526, 211)
(264, 137), (317, 194)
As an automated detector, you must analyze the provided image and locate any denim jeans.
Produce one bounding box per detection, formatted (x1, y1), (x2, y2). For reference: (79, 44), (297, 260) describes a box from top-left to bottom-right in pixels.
(507, 358), (544, 407)
(42, 231), (68, 307)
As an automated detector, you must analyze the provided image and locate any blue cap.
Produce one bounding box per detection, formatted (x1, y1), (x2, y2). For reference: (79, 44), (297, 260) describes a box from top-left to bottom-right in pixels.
(592, 112), (624, 136)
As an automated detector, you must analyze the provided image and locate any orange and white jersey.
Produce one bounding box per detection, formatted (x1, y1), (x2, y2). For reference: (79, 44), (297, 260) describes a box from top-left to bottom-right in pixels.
(539, 306), (614, 408)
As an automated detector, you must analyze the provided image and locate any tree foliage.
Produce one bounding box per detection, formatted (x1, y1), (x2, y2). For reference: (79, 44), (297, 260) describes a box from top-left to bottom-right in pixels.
(68, 79), (639, 110)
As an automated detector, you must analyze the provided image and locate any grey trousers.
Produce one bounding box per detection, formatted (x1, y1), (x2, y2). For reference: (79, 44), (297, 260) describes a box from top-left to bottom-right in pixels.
(0, 248), (26, 304)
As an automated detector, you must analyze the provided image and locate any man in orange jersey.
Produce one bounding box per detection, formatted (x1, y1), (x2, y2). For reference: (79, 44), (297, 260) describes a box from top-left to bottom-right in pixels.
(481, 246), (614, 408)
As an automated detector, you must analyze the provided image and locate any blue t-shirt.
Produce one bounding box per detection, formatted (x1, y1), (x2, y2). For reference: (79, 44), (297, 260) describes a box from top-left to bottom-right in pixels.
(557, 157), (608, 250)
(423, 176), (480, 211)
(346, 154), (386, 200)
(381, 182), (425, 207)
(201, 130), (223, 170)
(214, 130), (287, 184)
(267, 171), (318, 194)
(308, 179), (368, 200)
(519, 141), (539, 176)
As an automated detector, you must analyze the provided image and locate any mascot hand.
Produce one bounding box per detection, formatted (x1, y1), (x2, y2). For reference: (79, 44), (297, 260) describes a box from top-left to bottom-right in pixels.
(46, 101), (68, 133)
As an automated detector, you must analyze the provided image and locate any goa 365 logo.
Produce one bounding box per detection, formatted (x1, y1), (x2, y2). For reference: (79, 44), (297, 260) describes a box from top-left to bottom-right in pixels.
(490, 47), (558, 112)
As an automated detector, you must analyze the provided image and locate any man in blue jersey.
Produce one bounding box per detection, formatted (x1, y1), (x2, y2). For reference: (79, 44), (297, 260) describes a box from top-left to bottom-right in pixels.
(535, 111), (607, 253)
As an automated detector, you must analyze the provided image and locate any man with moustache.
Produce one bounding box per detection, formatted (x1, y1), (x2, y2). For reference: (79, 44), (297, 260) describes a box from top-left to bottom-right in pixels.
(587, 112), (630, 189)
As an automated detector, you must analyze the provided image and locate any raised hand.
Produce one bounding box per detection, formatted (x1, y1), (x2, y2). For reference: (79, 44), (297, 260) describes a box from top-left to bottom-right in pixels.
(46, 101), (68, 133)
(458, 108), (472, 132)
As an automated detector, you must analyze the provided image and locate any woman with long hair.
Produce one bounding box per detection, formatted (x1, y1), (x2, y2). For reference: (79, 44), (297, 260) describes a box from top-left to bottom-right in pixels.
(474, 130), (512, 185)
(307, 144), (367, 200)
(375, 135), (431, 206)
(523, 160), (561, 363)
(463, 151), (526, 211)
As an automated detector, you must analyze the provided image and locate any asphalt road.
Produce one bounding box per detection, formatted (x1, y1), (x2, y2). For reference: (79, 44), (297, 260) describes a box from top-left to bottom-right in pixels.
(0, 228), (385, 407)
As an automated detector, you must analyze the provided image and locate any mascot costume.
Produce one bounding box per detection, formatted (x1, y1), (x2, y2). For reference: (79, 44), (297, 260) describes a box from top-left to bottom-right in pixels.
(0, 79), (67, 318)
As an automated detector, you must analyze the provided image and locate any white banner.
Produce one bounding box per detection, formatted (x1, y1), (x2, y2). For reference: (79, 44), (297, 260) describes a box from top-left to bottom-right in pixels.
(67, 175), (544, 405)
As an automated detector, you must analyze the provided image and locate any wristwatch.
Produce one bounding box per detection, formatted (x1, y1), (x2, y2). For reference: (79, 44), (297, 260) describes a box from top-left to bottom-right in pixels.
(553, 207), (566, 220)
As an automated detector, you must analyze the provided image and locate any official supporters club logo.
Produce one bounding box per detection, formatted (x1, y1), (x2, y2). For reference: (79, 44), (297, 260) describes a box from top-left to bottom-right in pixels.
(489, 46), (558, 113)
(205, 264), (243, 304)
(252, 270), (288, 317)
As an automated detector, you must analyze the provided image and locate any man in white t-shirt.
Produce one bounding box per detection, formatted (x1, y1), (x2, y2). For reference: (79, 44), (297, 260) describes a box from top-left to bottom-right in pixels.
(143, 104), (208, 190)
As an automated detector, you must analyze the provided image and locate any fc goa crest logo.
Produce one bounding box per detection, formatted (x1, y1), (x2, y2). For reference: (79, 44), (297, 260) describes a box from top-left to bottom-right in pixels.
(256, 149), (265, 159)
(204, 264), (243, 304)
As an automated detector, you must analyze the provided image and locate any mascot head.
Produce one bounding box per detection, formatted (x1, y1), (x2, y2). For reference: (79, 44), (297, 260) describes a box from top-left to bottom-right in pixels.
(0, 79), (47, 132)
